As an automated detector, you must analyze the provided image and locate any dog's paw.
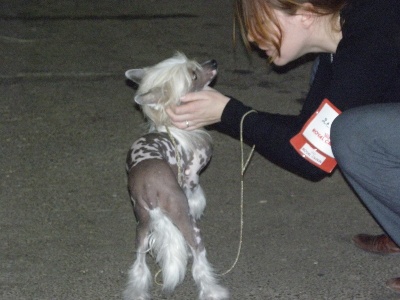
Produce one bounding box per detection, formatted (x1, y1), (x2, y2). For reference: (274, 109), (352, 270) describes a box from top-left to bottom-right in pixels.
(200, 285), (229, 300)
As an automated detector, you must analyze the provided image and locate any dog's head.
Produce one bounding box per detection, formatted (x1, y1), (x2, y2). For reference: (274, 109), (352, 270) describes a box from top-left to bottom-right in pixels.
(125, 52), (217, 128)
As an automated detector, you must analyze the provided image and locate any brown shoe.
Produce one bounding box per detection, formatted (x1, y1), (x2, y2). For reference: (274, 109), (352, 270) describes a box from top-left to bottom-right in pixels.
(386, 278), (400, 293)
(352, 234), (400, 254)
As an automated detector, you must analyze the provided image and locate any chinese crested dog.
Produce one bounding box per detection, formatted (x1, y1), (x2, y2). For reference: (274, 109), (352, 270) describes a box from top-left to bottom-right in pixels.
(123, 53), (229, 300)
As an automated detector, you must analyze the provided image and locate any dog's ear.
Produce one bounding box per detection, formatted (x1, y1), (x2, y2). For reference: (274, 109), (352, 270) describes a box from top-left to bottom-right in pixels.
(134, 87), (163, 105)
(125, 69), (146, 84)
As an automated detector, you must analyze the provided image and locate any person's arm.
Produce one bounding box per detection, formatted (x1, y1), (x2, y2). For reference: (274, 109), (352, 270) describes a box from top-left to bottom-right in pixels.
(214, 98), (329, 181)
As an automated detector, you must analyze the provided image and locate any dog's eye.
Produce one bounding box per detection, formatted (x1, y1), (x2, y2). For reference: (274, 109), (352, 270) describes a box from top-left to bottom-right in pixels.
(192, 71), (197, 80)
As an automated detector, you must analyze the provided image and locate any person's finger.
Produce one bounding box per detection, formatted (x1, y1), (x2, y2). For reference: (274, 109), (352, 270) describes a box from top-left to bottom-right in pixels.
(180, 88), (213, 102)
(166, 107), (191, 123)
(173, 119), (196, 130)
(180, 93), (197, 103)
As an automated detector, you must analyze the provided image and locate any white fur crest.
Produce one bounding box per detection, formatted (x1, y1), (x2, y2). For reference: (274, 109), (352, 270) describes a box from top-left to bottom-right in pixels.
(125, 52), (217, 130)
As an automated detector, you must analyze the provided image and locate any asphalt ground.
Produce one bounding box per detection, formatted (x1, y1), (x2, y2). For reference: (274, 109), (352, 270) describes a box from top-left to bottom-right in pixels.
(1, 1), (400, 299)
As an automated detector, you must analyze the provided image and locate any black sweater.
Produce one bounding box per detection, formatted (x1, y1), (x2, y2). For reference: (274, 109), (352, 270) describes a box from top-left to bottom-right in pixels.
(215, 0), (400, 181)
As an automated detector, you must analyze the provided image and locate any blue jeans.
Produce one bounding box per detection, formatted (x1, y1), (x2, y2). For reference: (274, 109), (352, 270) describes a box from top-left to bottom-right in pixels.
(331, 103), (400, 246)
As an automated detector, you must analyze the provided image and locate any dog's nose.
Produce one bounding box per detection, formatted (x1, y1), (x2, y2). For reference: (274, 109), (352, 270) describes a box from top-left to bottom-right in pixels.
(210, 59), (218, 69)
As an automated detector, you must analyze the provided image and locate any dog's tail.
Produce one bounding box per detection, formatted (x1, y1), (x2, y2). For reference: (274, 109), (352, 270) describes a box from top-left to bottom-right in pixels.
(148, 208), (188, 293)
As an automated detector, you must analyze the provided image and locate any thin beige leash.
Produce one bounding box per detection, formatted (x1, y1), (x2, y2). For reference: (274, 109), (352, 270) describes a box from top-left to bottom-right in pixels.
(166, 126), (183, 186)
(220, 109), (257, 276)
(154, 269), (163, 286)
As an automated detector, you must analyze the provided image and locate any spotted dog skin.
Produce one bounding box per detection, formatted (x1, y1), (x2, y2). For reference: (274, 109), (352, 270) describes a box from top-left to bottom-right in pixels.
(126, 133), (177, 169)
(126, 130), (212, 216)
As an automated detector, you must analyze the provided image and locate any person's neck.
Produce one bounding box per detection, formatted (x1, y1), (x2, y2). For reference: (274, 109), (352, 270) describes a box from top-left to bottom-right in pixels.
(309, 14), (343, 53)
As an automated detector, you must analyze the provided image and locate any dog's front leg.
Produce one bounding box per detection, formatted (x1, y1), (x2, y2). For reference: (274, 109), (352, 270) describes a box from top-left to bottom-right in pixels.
(186, 183), (206, 220)
(188, 224), (229, 300)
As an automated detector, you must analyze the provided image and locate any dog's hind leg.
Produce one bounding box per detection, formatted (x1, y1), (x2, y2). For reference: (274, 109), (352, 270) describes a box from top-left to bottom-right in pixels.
(162, 206), (229, 300)
(147, 207), (188, 294)
(123, 205), (152, 300)
(130, 160), (191, 294)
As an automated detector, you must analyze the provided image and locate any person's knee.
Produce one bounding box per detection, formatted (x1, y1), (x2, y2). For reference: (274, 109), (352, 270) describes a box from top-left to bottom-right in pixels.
(331, 106), (374, 169)
(331, 112), (354, 163)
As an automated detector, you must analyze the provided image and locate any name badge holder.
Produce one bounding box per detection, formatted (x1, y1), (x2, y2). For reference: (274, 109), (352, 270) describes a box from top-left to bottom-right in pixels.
(290, 98), (342, 173)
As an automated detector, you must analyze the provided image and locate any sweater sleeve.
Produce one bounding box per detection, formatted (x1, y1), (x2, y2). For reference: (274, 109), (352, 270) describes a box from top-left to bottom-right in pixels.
(214, 98), (329, 182)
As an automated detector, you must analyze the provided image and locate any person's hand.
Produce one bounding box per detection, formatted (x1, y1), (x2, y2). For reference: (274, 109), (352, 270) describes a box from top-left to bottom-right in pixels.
(167, 87), (230, 130)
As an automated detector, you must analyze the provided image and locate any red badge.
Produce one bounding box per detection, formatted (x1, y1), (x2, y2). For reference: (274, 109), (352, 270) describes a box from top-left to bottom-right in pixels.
(290, 99), (342, 173)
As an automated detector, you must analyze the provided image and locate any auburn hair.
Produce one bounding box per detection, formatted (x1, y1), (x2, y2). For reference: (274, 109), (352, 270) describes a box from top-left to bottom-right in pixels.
(235, 0), (346, 58)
